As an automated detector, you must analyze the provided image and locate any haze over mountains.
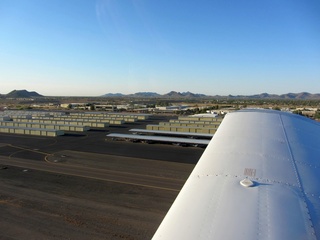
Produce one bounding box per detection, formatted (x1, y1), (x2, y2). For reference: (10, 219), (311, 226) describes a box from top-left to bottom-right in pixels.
(1, 90), (320, 100)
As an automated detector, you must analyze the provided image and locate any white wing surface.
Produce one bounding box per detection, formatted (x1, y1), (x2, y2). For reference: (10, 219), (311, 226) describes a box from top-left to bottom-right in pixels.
(153, 109), (320, 240)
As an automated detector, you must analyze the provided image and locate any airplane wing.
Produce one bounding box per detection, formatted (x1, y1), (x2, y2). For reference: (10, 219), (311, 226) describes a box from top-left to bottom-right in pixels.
(152, 109), (320, 240)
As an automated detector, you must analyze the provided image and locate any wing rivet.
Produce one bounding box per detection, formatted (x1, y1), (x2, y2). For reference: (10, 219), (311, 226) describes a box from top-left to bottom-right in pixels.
(240, 178), (255, 188)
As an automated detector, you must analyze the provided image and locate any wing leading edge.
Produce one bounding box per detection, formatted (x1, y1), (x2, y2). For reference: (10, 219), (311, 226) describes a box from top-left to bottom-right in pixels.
(152, 109), (320, 240)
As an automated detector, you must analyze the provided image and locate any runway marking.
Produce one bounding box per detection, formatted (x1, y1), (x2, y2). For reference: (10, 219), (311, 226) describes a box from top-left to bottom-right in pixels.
(44, 154), (53, 163)
(44, 139), (58, 147)
(40, 169), (181, 192)
(0, 157), (181, 192)
(47, 149), (192, 181)
(0, 143), (10, 147)
(0, 143), (47, 159)
(8, 144), (49, 155)
(47, 162), (183, 191)
(9, 149), (25, 159)
(45, 154), (186, 182)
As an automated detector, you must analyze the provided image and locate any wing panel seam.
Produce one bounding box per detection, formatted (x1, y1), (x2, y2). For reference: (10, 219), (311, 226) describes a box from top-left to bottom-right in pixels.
(279, 114), (317, 238)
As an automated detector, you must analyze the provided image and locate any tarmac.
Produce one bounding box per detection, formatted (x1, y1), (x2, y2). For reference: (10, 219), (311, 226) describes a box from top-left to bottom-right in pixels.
(0, 115), (205, 239)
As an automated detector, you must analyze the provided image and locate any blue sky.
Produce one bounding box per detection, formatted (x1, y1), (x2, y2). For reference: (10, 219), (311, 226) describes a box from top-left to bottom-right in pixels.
(1, 0), (319, 96)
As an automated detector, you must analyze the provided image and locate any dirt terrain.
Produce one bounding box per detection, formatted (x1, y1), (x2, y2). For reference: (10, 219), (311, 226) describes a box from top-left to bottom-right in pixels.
(0, 116), (204, 239)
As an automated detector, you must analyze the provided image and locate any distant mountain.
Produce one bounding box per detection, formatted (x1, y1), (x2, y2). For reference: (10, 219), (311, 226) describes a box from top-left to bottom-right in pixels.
(100, 91), (320, 99)
(5, 90), (43, 98)
(250, 93), (279, 99)
(101, 91), (208, 98)
(235, 93), (279, 99)
(2, 89), (319, 99)
(182, 91), (207, 98)
(128, 92), (161, 98)
(163, 91), (207, 98)
(102, 92), (161, 98)
(101, 93), (125, 97)
(279, 92), (320, 99)
(254, 92), (320, 100)
(221, 92), (320, 100)
(162, 91), (184, 98)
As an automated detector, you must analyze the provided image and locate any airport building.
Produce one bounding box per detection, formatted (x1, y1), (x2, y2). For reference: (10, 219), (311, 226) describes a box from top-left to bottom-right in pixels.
(0, 126), (64, 137)
(106, 113), (222, 147)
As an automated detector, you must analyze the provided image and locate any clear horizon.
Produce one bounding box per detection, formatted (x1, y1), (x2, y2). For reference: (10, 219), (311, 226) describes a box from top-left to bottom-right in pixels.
(1, 0), (319, 96)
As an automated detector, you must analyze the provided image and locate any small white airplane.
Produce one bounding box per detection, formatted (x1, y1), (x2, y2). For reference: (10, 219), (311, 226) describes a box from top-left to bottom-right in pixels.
(153, 109), (320, 239)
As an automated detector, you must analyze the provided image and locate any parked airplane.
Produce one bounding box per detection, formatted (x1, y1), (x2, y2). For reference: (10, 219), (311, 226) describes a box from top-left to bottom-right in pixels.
(153, 109), (320, 239)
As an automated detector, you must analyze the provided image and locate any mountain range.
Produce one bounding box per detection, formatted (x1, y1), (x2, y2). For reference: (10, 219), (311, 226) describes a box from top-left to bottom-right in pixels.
(225, 92), (320, 100)
(1, 90), (320, 100)
(102, 91), (207, 98)
(102, 91), (320, 100)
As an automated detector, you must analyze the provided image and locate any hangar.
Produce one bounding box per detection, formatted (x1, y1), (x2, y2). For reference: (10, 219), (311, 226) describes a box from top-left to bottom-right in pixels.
(129, 129), (213, 139)
(0, 126), (64, 137)
(107, 133), (210, 146)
